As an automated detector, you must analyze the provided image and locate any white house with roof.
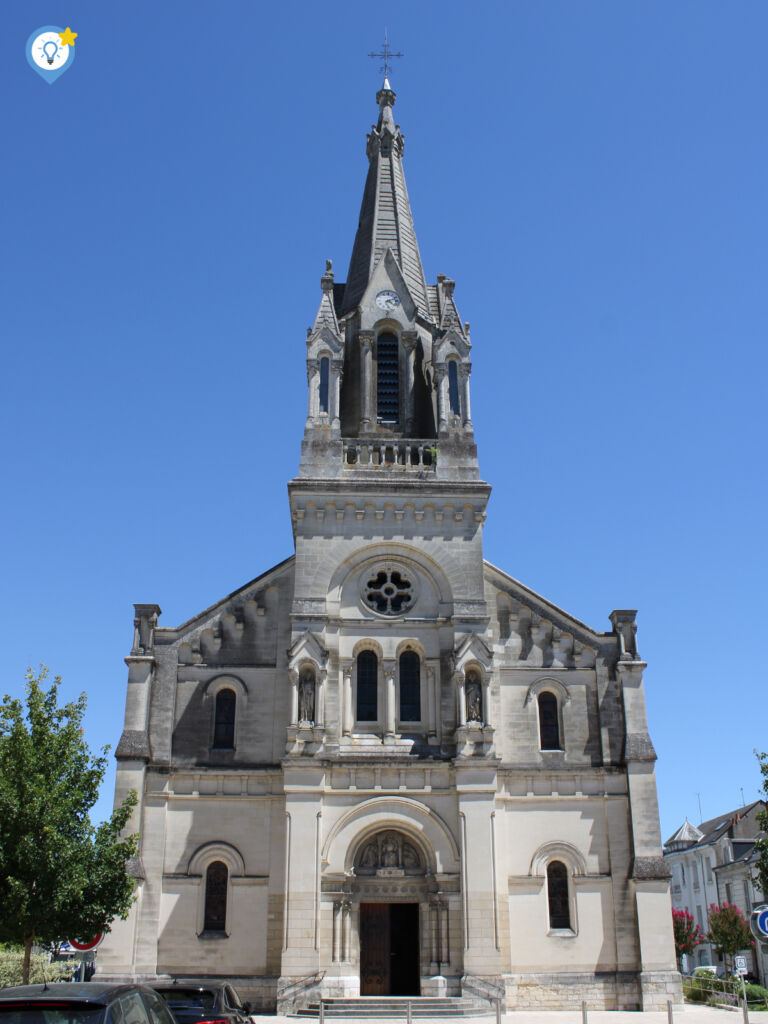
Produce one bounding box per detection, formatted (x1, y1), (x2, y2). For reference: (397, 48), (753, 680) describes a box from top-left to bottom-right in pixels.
(664, 801), (766, 979)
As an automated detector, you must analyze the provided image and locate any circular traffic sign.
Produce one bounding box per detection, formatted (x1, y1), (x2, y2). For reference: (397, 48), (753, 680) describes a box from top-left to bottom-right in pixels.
(68, 935), (102, 952)
(750, 905), (768, 942)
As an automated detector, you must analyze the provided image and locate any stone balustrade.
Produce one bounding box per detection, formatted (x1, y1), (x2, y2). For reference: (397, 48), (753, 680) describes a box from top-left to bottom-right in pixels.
(342, 438), (437, 471)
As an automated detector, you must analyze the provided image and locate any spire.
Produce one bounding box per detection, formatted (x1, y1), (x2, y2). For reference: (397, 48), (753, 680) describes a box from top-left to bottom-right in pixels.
(341, 80), (429, 316)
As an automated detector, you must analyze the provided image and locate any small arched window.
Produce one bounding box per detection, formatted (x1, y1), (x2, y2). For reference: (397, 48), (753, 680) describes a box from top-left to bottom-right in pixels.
(377, 333), (399, 423)
(547, 860), (571, 930)
(538, 692), (560, 750)
(204, 860), (228, 932)
(448, 361), (460, 415)
(319, 357), (330, 413)
(213, 689), (236, 749)
(399, 651), (420, 722)
(357, 651), (378, 722)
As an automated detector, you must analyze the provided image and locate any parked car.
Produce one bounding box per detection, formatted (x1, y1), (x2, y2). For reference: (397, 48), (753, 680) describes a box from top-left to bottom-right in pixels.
(0, 983), (179, 1024)
(152, 984), (251, 1024)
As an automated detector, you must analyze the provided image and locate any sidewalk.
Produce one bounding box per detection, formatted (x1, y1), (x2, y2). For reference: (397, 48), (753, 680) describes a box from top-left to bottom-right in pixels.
(254, 1009), (752, 1024)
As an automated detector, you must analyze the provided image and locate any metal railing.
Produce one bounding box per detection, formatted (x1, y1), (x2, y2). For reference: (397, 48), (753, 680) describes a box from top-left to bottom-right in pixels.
(276, 970), (325, 1011)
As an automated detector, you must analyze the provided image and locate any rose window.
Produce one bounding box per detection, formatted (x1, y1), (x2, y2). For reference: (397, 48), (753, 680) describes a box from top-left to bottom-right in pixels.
(364, 568), (414, 615)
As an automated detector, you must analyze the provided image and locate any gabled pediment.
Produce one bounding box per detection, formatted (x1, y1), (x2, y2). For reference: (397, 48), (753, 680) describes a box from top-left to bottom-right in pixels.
(454, 632), (493, 672)
(287, 629), (328, 673)
(358, 248), (418, 323)
(307, 323), (343, 359)
(434, 325), (471, 362)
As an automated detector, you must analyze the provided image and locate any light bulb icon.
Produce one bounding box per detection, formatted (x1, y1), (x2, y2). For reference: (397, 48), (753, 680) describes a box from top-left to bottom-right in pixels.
(27, 26), (76, 84)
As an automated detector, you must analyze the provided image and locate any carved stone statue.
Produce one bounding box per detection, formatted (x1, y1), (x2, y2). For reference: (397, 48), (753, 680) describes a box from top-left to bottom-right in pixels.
(381, 834), (399, 867)
(360, 842), (378, 868)
(466, 673), (482, 723)
(401, 842), (419, 869)
(298, 670), (315, 724)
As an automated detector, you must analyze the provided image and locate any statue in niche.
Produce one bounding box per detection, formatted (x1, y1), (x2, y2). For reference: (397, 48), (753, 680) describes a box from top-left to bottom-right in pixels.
(298, 669), (315, 724)
(466, 672), (482, 723)
(381, 834), (400, 867)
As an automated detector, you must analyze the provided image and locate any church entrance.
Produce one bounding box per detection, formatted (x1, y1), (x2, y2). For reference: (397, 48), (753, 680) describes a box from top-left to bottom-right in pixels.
(359, 903), (420, 996)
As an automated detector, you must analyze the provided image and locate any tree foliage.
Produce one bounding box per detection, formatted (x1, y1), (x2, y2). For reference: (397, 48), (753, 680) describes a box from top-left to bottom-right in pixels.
(707, 903), (754, 975)
(753, 749), (768, 899)
(672, 908), (703, 960)
(0, 668), (139, 982)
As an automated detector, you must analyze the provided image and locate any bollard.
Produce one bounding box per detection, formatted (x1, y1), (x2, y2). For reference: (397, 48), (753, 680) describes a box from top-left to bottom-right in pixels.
(495, 997), (502, 1024)
(407, 1000), (412, 1024)
(582, 1000), (588, 1024)
(319, 1000), (324, 1024)
(667, 999), (673, 1024)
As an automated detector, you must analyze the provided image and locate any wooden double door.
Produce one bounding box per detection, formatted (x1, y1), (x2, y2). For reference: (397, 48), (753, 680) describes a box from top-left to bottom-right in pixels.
(359, 902), (420, 996)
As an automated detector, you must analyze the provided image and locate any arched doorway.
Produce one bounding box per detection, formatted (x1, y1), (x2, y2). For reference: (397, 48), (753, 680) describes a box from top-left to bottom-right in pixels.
(353, 830), (426, 996)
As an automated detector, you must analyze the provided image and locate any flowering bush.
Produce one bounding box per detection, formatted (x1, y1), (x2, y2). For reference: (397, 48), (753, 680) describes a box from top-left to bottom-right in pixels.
(672, 908), (703, 960)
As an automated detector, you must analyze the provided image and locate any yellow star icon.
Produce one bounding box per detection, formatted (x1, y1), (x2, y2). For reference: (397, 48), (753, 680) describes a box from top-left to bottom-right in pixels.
(58, 27), (77, 47)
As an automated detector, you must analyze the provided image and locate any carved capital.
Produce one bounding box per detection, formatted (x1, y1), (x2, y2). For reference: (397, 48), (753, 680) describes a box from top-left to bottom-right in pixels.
(359, 330), (374, 351)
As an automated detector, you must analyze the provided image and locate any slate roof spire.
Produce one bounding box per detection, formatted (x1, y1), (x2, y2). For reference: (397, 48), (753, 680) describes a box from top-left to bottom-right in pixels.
(341, 79), (429, 316)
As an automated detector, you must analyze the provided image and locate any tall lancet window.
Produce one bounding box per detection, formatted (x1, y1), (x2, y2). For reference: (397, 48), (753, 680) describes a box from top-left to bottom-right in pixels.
(399, 651), (420, 722)
(204, 861), (228, 932)
(213, 689), (236, 749)
(319, 357), (329, 413)
(547, 861), (571, 930)
(357, 650), (378, 721)
(448, 361), (460, 415)
(376, 333), (399, 423)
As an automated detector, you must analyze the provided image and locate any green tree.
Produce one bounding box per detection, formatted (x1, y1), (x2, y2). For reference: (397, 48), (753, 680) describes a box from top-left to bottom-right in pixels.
(707, 903), (754, 976)
(753, 749), (768, 899)
(0, 668), (138, 984)
(672, 908), (703, 967)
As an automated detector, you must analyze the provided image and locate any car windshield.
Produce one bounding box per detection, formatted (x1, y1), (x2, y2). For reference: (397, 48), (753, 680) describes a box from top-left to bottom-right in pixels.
(0, 1005), (106, 1024)
(156, 993), (215, 1011)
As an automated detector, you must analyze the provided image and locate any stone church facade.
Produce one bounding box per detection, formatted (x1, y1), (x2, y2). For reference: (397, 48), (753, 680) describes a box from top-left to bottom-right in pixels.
(97, 80), (680, 1011)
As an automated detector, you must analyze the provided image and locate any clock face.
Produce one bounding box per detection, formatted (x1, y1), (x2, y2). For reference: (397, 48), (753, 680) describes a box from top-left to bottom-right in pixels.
(376, 290), (401, 311)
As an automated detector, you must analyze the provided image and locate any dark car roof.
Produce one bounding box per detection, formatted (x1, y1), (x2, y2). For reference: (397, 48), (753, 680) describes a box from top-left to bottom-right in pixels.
(0, 983), (153, 1004)
(151, 984), (223, 992)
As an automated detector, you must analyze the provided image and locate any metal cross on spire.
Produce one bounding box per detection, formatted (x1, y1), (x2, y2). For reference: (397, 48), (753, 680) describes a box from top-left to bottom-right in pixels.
(368, 30), (403, 79)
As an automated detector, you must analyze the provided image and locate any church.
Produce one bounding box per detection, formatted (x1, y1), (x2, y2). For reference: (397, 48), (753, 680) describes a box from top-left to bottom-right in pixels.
(97, 78), (680, 1012)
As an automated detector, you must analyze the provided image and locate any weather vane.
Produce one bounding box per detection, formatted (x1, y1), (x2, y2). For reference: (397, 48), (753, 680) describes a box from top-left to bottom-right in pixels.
(368, 30), (403, 79)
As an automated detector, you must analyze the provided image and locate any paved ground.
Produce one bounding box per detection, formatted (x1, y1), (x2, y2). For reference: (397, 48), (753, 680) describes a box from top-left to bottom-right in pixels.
(255, 1009), (755, 1024)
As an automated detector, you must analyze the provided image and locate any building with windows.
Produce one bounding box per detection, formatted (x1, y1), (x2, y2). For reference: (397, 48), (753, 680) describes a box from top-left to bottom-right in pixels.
(97, 79), (680, 1012)
(664, 801), (766, 980)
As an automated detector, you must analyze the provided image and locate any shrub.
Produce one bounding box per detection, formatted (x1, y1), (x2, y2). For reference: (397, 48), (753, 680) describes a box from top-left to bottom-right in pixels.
(0, 948), (72, 988)
(744, 983), (768, 1003)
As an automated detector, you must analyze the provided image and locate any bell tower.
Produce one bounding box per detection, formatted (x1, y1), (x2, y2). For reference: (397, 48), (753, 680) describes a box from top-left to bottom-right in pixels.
(299, 79), (480, 483)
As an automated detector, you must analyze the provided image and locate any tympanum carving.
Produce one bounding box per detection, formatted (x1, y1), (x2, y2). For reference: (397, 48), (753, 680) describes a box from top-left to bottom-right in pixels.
(354, 830), (425, 876)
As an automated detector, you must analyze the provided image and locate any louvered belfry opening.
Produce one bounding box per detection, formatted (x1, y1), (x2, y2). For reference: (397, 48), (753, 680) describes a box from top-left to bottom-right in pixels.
(376, 332), (399, 424)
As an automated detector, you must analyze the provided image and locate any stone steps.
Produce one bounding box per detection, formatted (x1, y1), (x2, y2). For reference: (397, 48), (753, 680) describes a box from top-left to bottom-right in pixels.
(292, 997), (494, 1018)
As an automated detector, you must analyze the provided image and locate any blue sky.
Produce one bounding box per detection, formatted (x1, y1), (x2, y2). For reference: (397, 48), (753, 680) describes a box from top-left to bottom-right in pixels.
(2, 1), (766, 838)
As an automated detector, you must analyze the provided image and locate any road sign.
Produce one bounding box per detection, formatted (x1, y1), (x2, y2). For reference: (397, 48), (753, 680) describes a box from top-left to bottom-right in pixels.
(751, 904), (768, 940)
(68, 935), (102, 952)
(734, 956), (747, 975)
